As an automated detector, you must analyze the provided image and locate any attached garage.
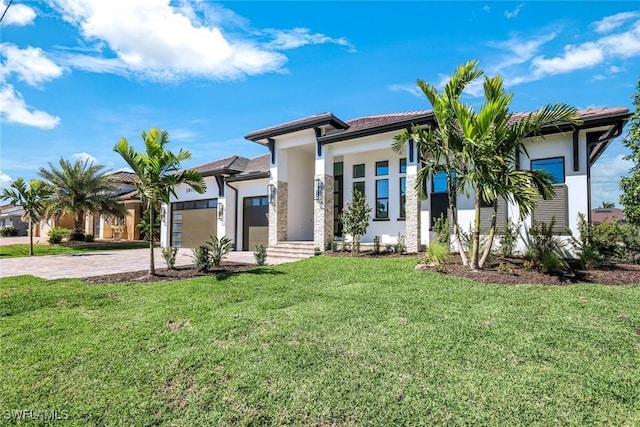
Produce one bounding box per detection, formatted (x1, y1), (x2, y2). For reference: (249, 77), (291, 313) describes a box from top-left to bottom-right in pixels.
(171, 199), (217, 248)
(243, 196), (268, 251)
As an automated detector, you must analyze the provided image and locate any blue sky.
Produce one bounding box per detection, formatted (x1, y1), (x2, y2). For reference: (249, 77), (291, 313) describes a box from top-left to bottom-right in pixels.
(1, 1), (639, 207)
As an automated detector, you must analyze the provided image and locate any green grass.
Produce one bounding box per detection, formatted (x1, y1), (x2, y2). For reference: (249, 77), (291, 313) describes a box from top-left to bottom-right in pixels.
(0, 241), (149, 258)
(1, 257), (639, 426)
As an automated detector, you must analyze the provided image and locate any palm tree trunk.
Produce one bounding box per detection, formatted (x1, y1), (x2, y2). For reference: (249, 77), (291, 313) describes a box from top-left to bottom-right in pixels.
(148, 204), (156, 276)
(479, 201), (499, 268)
(449, 203), (468, 266)
(470, 192), (482, 270)
(28, 219), (34, 256)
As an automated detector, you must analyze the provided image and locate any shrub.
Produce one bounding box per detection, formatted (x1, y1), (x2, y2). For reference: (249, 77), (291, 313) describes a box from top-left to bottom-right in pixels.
(396, 233), (406, 254)
(84, 234), (95, 243)
(499, 219), (521, 258)
(48, 227), (71, 244)
(191, 245), (211, 272)
(497, 262), (516, 274)
(0, 226), (18, 237)
(526, 219), (567, 273)
(340, 190), (371, 256)
(424, 241), (449, 272)
(433, 214), (450, 246)
(207, 235), (232, 267)
(254, 243), (267, 266)
(373, 236), (381, 254)
(162, 246), (179, 270)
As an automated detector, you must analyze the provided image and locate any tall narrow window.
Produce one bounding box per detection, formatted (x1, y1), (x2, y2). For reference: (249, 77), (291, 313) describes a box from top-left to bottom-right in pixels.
(353, 163), (365, 197)
(375, 160), (389, 219)
(376, 179), (389, 219)
(399, 158), (407, 219)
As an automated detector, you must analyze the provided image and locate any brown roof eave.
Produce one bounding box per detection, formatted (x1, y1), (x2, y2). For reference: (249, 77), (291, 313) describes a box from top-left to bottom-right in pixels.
(225, 172), (270, 182)
(318, 114), (436, 145)
(538, 110), (632, 135)
(245, 114), (349, 143)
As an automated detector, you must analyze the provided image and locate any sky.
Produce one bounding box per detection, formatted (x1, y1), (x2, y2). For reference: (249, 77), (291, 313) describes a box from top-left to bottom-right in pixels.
(1, 1), (639, 208)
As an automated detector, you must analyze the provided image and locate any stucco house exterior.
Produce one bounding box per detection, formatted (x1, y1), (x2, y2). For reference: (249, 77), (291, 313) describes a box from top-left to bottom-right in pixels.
(161, 106), (630, 258)
(0, 204), (28, 235)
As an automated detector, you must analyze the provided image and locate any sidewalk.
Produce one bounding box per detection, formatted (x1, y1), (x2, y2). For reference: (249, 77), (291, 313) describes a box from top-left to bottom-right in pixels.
(0, 248), (272, 280)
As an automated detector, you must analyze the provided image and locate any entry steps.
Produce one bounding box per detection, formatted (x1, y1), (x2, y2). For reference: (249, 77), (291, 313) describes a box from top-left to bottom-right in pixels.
(266, 241), (321, 263)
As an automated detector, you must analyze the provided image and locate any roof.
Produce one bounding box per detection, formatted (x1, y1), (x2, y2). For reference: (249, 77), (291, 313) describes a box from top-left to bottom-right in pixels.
(245, 113), (349, 143)
(188, 155), (250, 177)
(245, 106), (631, 146)
(226, 154), (270, 182)
(591, 207), (626, 224)
(109, 171), (138, 184)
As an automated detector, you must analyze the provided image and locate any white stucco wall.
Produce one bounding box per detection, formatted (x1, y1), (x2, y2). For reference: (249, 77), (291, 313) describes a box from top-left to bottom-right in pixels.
(232, 178), (269, 251)
(286, 148), (315, 241)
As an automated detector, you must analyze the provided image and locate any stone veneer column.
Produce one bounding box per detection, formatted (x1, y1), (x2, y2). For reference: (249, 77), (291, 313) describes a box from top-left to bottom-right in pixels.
(268, 181), (288, 246)
(313, 174), (334, 251)
(405, 173), (421, 253)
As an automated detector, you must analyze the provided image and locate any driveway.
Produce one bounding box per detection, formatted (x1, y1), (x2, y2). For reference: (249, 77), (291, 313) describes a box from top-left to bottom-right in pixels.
(0, 248), (273, 280)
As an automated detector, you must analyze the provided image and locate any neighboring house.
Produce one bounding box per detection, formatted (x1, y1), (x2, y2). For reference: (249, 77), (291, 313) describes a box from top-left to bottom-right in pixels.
(160, 154), (270, 250)
(160, 106), (630, 256)
(0, 204), (28, 235)
(591, 207), (626, 224)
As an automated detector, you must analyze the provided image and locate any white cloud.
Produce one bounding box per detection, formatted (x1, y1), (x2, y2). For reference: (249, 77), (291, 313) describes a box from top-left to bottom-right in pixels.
(483, 5), (490, 12)
(0, 84), (60, 129)
(263, 28), (357, 53)
(388, 84), (423, 98)
(490, 33), (556, 71)
(0, 170), (12, 192)
(170, 128), (199, 141)
(72, 152), (98, 165)
(0, 44), (64, 87)
(0, 0), (36, 26)
(592, 11), (640, 34)
(591, 154), (633, 207)
(45, 0), (353, 82)
(504, 3), (524, 19)
(531, 42), (604, 76)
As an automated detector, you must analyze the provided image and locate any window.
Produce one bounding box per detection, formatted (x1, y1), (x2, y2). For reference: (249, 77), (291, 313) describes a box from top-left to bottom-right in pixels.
(531, 157), (565, 184)
(400, 158), (407, 174)
(432, 171), (449, 193)
(173, 213), (183, 221)
(173, 199), (217, 211)
(172, 232), (182, 240)
(400, 177), (406, 218)
(353, 181), (365, 195)
(173, 223), (182, 230)
(353, 164), (365, 178)
(376, 179), (389, 219)
(244, 196), (268, 207)
(375, 161), (388, 176)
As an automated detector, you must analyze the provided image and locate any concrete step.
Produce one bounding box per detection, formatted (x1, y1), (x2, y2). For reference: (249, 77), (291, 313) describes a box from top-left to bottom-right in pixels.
(267, 241), (321, 262)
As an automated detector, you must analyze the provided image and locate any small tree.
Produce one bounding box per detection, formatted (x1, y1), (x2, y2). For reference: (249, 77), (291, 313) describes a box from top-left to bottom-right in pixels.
(620, 77), (640, 226)
(0, 178), (53, 255)
(340, 190), (371, 256)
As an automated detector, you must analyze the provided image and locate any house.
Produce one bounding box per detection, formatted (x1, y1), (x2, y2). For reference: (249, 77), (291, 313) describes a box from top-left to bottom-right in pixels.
(161, 106), (631, 257)
(0, 204), (28, 235)
(160, 154), (270, 250)
(591, 207), (626, 224)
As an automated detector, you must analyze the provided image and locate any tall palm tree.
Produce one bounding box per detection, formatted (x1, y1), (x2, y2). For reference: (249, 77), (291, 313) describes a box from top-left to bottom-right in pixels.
(1, 178), (53, 255)
(454, 75), (582, 269)
(600, 201), (615, 208)
(38, 158), (125, 240)
(114, 128), (206, 276)
(392, 60), (484, 266)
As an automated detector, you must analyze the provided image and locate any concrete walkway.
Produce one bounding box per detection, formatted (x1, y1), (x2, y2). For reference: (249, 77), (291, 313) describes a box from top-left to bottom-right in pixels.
(0, 247), (286, 280)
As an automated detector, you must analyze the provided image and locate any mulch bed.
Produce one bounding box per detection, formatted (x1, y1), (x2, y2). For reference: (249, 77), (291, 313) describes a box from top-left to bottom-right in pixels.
(82, 253), (640, 286)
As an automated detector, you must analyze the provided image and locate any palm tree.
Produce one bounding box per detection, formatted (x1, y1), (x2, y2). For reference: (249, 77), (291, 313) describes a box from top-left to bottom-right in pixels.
(114, 128), (206, 276)
(1, 178), (53, 255)
(600, 201), (615, 208)
(38, 158), (126, 240)
(454, 75), (582, 269)
(392, 60), (484, 266)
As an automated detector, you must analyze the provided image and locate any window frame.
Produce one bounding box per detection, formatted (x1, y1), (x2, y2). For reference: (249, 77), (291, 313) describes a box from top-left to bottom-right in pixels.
(531, 156), (565, 184)
(353, 164), (365, 179)
(375, 178), (389, 219)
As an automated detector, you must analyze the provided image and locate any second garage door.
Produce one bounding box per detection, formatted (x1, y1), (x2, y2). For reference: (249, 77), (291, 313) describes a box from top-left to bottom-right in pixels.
(243, 196), (268, 251)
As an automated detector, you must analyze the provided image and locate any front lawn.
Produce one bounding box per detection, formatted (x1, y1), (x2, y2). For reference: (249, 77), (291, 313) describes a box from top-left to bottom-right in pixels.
(1, 257), (639, 425)
(0, 240), (149, 258)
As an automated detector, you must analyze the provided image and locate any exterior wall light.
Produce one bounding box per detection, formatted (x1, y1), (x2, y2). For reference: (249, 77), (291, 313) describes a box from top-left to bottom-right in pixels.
(217, 203), (224, 220)
(314, 178), (324, 201)
(267, 183), (276, 205)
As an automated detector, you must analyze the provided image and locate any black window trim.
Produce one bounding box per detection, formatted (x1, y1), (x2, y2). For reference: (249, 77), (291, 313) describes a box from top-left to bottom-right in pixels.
(375, 178), (389, 219)
(530, 156), (566, 184)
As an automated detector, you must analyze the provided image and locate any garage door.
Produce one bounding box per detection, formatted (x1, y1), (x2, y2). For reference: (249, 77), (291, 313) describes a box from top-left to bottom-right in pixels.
(243, 196), (268, 251)
(171, 199), (217, 248)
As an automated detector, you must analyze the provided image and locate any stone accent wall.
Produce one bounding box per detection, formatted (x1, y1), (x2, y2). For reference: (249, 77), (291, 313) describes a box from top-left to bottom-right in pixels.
(268, 181), (288, 246)
(313, 174), (334, 250)
(405, 174), (421, 253)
